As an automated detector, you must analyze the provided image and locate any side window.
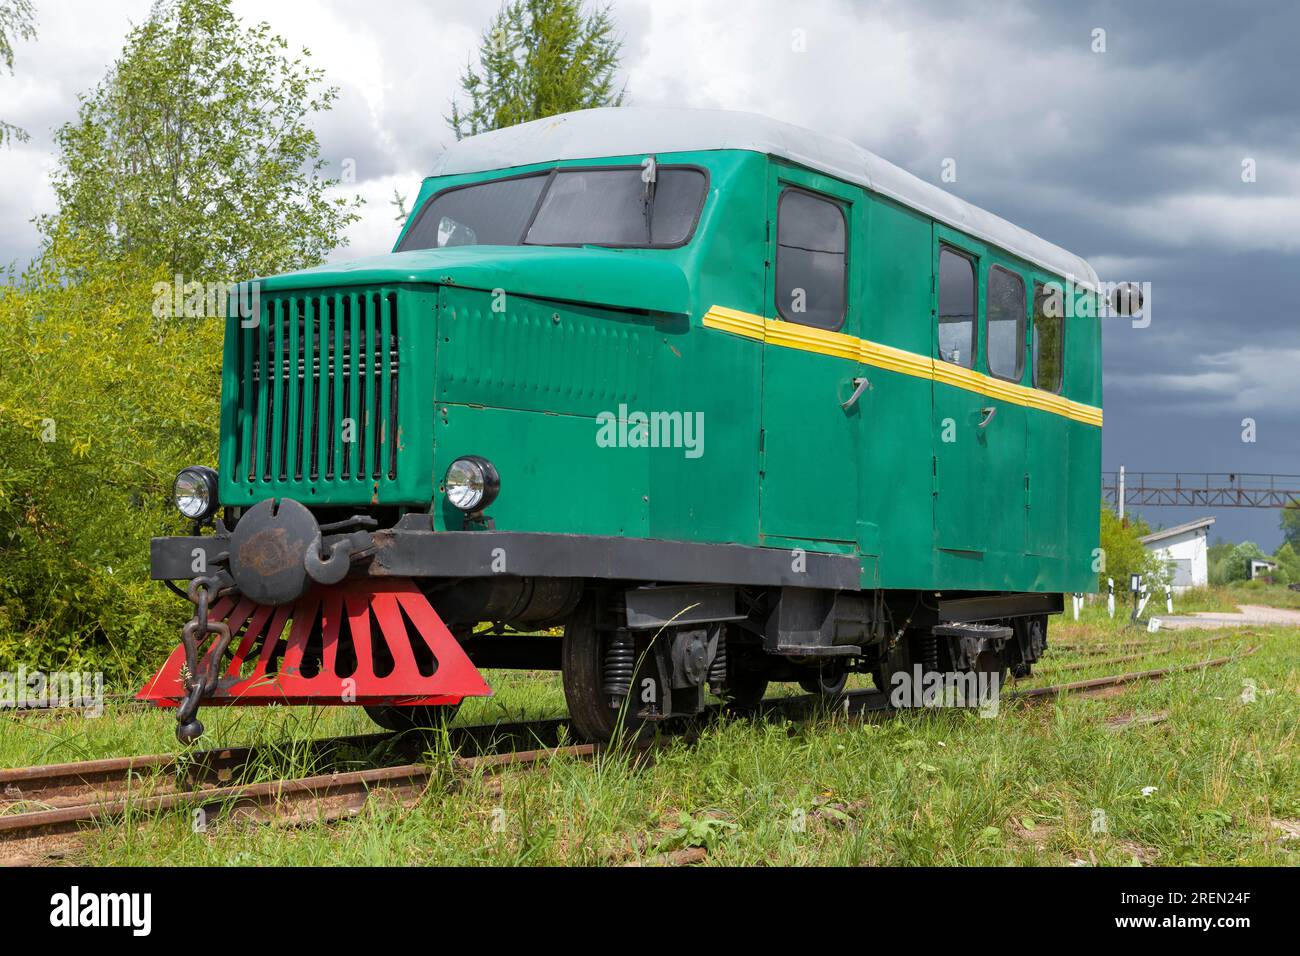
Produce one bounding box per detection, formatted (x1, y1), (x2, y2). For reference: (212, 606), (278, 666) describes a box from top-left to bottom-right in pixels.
(986, 265), (1025, 382)
(937, 247), (976, 368)
(775, 188), (847, 331)
(1032, 282), (1064, 393)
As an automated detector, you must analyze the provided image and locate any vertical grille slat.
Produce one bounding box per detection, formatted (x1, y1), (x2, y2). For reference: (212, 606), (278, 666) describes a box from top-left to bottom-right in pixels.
(232, 286), (401, 496)
(287, 297), (302, 481)
(330, 293), (344, 481)
(364, 292), (378, 479)
(388, 293), (400, 480)
(276, 299), (291, 481)
(238, 305), (253, 480)
(313, 295), (329, 482)
(346, 293), (360, 480)
(261, 298), (276, 481)
(378, 292), (394, 481)
(303, 296), (316, 481)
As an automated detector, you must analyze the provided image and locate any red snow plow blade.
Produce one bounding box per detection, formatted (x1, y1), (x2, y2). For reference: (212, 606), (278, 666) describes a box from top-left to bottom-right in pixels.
(138, 578), (492, 708)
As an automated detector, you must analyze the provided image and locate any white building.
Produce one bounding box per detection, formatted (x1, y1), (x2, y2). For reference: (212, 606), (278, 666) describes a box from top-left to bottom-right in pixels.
(1139, 517), (1215, 591)
(1249, 558), (1279, 581)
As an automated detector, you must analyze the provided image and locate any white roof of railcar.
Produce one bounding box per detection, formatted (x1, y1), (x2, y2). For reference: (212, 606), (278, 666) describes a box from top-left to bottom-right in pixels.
(429, 107), (1100, 290)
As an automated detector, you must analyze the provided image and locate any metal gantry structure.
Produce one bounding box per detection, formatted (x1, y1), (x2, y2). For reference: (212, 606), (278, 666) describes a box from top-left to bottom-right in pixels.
(1102, 470), (1300, 509)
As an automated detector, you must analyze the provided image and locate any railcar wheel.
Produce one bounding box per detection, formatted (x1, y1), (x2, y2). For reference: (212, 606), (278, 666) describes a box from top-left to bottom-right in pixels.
(798, 664), (848, 698)
(561, 600), (645, 742)
(1011, 616), (1047, 677)
(971, 650), (1008, 704)
(871, 640), (909, 700)
(364, 702), (461, 733)
(716, 625), (768, 711)
(723, 669), (769, 711)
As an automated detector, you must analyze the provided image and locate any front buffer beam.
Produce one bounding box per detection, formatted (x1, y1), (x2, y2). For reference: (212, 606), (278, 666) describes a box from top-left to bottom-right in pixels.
(138, 578), (492, 731)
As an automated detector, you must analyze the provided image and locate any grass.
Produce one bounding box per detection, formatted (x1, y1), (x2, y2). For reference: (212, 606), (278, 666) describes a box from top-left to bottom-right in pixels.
(1148, 582), (1300, 614)
(2, 613), (1296, 866)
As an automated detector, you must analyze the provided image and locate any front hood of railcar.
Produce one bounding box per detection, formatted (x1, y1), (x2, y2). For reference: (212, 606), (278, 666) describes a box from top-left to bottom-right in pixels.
(258, 244), (692, 316)
(218, 246), (692, 511)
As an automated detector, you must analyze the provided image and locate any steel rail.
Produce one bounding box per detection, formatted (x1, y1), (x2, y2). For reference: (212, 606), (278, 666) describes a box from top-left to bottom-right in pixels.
(0, 718), (571, 812)
(1050, 631), (1241, 656)
(1006, 648), (1256, 700)
(0, 742), (615, 842)
(1034, 645), (1234, 676)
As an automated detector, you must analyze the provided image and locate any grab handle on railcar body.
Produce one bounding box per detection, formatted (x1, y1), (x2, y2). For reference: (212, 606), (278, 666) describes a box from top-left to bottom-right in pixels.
(978, 406), (997, 428)
(842, 376), (870, 411)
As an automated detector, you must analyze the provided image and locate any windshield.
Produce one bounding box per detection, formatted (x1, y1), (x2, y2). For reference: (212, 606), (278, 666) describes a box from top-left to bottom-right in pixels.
(397, 165), (708, 252)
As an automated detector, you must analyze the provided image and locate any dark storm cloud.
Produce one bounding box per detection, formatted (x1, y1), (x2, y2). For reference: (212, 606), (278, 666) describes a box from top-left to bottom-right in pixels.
(854, 0), (1300, 545)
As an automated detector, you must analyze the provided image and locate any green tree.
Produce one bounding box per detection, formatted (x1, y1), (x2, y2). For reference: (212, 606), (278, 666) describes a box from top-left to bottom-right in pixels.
(1, 1), (362, 679)
(1207, 538), (1235, 586)
(1273, 542), (1300, 582)
(1098, 506), (1167, 593)
(0, 0), (37, 146)
(390, 188), (410, 222)
(0, 231), (215, 678)
(1281, 500), (1300, 550)
(448, 0), (624, 141)
(1219, 541), (1268, 583)
(40, 0), (360, 282)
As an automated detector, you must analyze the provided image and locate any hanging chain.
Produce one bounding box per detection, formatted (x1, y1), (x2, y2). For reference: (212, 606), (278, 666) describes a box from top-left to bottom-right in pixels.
(174, 569), (237, 744)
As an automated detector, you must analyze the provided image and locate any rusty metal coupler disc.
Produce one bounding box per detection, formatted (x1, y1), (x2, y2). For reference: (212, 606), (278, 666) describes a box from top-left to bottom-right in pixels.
(228, 498), (318, 606)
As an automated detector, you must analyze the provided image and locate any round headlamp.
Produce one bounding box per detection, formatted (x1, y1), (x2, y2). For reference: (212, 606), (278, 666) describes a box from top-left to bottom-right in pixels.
(174, 466), (219, 520)
(444, 456), (500, 512)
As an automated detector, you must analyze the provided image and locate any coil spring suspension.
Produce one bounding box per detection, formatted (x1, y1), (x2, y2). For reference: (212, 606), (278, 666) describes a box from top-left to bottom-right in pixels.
(917, 632), (940, 672)
(602, 631), (635, 707)
(707, 631), (727, 691)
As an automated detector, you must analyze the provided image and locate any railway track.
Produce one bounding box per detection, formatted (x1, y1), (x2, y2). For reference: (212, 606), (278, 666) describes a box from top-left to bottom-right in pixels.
(0, 716), (573, 825)
(1050, 631), (1241, 656)
(2, 742), (608, 843)
(0, 648), (1255, 852)
(1033, 634), (1250, 676)
(1, 629), (1243, 719)
(1007, 649), (1255, 700)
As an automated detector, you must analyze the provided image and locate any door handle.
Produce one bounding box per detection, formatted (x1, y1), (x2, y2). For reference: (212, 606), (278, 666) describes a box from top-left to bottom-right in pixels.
(841, 376), (870, 410)
(978, 406), (997, 428)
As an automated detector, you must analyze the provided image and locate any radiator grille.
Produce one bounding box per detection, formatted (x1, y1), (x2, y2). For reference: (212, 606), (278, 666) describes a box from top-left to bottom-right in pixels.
(232, 289), (400, 488)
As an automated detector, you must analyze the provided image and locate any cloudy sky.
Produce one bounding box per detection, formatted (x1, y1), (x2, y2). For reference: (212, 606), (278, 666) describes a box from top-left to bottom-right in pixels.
(2, 0), (1296, 547)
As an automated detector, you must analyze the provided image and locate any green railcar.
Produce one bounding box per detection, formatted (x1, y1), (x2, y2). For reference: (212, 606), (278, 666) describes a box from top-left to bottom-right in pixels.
(149, 108), (1102, 742)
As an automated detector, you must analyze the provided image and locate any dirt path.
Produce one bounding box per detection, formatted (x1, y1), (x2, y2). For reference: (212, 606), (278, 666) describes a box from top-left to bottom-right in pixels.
(1158, 604), (1300, 630)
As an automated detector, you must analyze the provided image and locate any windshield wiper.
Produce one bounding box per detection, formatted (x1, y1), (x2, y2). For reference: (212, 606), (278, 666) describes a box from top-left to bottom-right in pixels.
(641, 155), (657, 244)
